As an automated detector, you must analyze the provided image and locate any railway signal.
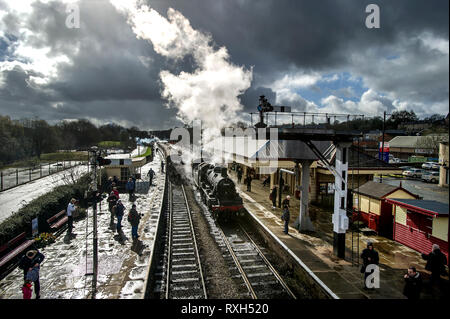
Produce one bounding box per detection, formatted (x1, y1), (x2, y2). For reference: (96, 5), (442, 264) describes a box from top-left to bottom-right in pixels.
(255, 95), (292, 128)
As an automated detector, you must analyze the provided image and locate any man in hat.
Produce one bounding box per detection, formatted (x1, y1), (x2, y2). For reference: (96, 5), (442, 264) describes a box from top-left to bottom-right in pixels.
(66, 198), (78, 235)
(361, 242), (379, 289)
(18, 250), (45, 299)
(422, 244), (448, 286)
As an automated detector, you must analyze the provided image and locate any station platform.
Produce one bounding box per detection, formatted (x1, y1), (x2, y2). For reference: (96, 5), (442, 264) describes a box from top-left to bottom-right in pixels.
(0, 153), (165, 299)
(231, 171), (449, 299)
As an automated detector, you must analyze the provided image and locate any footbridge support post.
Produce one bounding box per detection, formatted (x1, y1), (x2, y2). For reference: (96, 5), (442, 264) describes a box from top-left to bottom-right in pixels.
(332, 143), (351, 259)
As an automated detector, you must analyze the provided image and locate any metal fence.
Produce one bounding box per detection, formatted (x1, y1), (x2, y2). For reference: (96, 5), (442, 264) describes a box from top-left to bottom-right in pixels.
(0, 161), (84, 191)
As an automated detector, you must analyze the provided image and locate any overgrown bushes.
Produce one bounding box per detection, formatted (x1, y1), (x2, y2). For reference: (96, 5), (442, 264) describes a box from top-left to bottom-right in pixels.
(0, 174), (91, 246)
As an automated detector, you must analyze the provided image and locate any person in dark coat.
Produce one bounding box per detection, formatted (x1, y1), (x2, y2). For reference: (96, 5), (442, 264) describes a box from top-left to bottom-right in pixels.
(105, 177), (113, 194)
(125, 177), (135, 201)
(147, 168), (155, 185)
(360, 242), (379, 289)
(161, 160), (165, 173)
(245, 174), (252, 192)
(403, 266), (422, 299)
(262, 175), (270, 187)
(281, 195), (291, 234)
(128, 204), (142, 245)
(237, 167), (243, 184)
(422, 244), (448, 285)
(282, 195), (290, 210)
(270, 186), (278, 209)
(107, 191), (118, 226)
(113, 176), (119, 185)
(279, 176), (285, 194)
(18, 250), (45, 299)
(115, 200), (125, 233)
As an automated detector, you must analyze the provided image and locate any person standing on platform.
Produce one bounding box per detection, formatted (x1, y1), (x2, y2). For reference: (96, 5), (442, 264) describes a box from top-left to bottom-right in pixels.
(422, 244), (448, 286)
(105, 177), (113, 194)
(126, 177), (135, 201)
(18, 250), (45, 299)
(22, 279), (33, 299)
(112, 186), (119, 199)
(147, 168), (155, 185)
(245, 174), (252, 192)
(403, 266), (422, 299)
(270, 186), (278, 209)
(107, 191), (118, 226)
(116, 199), (125, 234)
(66, 198), (77, 235)
(237, 167), (243, 184)
(128, 204), (142, 247)
(361, 242), (379, 289)
(281, 195), (291, 234)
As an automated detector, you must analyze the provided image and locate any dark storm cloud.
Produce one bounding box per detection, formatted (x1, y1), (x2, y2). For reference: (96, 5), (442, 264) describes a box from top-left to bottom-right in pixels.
(0, 0), (448, 130)
(150, 0), (448, 74)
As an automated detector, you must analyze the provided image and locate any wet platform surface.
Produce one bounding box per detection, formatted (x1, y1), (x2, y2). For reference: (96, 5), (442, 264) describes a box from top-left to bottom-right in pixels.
(232, 170), (449, 299)
(0, 153), (165, 299)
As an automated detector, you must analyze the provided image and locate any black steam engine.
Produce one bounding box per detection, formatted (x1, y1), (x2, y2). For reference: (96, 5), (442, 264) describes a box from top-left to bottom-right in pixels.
(192, 162), (244, 220)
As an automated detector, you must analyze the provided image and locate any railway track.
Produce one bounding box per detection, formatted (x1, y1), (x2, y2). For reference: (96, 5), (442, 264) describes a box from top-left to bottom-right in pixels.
(219, 223), (296, 299)
(161, 183), (207, 299)
(192, 187), (296, 299)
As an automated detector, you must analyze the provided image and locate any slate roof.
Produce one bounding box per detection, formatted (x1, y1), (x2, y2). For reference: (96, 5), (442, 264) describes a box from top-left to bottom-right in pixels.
(353, 181), (400, 198)
(386, 198), (449, 216)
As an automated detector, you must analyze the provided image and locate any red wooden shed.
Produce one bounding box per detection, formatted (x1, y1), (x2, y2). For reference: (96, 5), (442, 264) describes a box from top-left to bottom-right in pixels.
(387, 198), (449, 265)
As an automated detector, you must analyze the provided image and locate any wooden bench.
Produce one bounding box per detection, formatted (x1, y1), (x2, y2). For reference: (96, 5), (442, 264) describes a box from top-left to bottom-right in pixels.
(46, 210), (68, 232)
(0, 232), (35, 272)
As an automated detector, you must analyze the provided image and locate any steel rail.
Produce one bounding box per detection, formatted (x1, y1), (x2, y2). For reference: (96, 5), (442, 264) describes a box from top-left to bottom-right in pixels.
(238, 224), (296, 299)
(181, 184), (208, 299)
(164, 182), (173, 299)
(218, 227), (258, 299)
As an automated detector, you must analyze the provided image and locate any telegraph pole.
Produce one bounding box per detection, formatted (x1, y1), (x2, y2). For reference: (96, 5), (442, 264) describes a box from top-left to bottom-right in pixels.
(380, 111), (386, 183)
(92, 159), (98, 299)
(87, 146), (99, 299)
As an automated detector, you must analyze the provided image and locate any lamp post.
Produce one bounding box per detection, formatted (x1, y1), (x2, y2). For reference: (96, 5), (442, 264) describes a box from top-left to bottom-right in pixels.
(88, 146), (99, 299)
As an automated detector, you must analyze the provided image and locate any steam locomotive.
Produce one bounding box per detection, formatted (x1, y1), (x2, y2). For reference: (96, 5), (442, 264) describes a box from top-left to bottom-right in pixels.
(192, 161), (244, 220)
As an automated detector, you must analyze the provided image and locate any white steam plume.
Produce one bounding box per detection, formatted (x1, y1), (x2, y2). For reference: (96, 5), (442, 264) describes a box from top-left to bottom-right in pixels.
(111, 0), (253, 144)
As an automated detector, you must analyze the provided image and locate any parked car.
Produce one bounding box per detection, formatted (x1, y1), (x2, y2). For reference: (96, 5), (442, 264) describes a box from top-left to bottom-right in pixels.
(422, 171), (440, 183)
(421, 162), (436, 170)
(403, 168), (423, 178)
(431, 163), (440, 170)
(389, 157), (401, 164)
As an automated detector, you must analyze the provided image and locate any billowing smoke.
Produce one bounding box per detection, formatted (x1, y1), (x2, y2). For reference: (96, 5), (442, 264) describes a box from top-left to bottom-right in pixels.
(111, 0), (253, 145)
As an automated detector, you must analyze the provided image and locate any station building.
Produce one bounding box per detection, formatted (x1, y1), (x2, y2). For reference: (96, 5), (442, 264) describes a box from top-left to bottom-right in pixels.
(103, 152), (148, 188)
(352, 181), (419, 238)
(386, 198), (449, 265)
(204, 136), (402, 206)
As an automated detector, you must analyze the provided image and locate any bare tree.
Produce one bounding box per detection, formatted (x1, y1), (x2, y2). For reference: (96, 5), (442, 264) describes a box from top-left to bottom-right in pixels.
(415, 135), (448, 155)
